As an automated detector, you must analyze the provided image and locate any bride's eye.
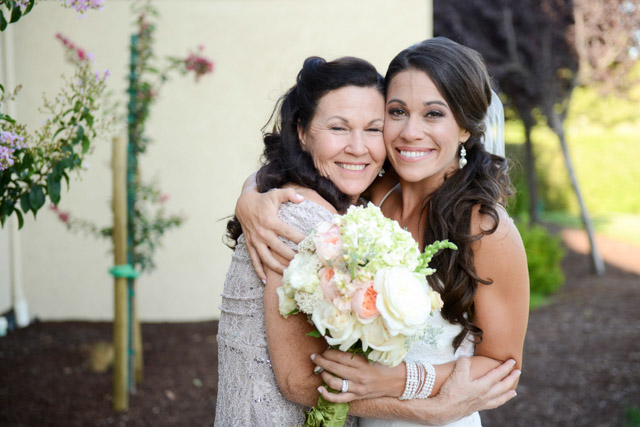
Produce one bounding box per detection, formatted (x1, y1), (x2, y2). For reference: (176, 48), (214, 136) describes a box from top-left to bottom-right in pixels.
(388, 108), (406, 118)
(425, 110), (444, 119)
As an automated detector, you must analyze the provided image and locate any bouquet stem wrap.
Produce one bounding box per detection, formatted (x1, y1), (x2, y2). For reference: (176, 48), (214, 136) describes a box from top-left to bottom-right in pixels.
(305, 390), (349, 426)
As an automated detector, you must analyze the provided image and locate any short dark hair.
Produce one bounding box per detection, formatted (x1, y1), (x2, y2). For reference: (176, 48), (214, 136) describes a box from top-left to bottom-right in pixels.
(226, 56), (384, 247)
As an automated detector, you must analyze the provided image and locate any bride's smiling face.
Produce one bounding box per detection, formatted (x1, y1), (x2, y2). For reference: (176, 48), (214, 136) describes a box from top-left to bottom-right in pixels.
(299, 85), (386, 200)
(383, 68), (470, 185)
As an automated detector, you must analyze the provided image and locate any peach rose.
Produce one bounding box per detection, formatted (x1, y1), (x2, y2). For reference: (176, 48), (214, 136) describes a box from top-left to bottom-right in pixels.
(351, 283), (379, 323)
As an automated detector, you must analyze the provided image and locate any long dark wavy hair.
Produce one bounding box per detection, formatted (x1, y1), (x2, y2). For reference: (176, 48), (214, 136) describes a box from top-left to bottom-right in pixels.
(226, 56), (384, 247)
(385, 37), (513, 349)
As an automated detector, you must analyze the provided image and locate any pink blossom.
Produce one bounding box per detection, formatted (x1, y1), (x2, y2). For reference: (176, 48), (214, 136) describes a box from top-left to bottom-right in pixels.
(159, 194), (169, 203)
(55, 32), (92, 63)
(314, 222), (343, 263)
(184, 51), (214, 82)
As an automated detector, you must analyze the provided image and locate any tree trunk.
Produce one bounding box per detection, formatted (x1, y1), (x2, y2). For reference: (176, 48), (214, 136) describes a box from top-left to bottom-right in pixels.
(547, 110), (605, 275)
(519, 108), (539, 224)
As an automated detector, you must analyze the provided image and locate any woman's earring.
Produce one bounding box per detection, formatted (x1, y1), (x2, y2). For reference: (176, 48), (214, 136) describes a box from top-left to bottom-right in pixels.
(459, 144), (467, 169)
(378, 168), (385, 177)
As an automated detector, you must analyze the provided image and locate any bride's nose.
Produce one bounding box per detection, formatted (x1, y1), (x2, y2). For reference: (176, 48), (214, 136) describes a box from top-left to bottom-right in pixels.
(399, 117), (424, 141)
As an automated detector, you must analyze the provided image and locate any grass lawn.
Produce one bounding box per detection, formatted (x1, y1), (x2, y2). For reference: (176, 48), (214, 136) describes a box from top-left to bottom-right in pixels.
(541, 211), (640, 247)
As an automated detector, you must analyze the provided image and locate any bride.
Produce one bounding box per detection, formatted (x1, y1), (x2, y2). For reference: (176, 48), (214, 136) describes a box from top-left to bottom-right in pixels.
(235, 38), (529, 426)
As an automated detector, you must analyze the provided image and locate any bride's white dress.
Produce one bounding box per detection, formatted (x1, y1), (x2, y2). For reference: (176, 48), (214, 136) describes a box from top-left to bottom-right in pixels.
(360, 313), (481, 427)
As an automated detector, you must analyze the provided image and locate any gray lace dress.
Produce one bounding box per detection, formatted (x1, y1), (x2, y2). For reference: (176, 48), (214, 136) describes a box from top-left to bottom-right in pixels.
(214, 200), (359, 426)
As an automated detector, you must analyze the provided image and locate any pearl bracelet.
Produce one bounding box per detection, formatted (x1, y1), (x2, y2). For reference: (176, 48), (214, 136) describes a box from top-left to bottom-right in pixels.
(399, 359), (436, 400)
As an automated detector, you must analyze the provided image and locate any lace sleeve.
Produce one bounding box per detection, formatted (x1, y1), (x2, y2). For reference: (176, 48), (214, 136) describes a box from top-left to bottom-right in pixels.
(276, 200), (335, 251)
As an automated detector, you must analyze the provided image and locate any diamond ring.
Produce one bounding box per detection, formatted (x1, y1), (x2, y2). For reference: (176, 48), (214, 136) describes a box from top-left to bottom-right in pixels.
(341, 379), (349, 393)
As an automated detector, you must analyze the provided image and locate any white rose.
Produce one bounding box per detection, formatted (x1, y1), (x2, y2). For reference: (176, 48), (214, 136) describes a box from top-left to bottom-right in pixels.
(374, 267), (432, 337)
(360, 318), (410, 366)
(283, 252), (320, 293)
(277, 286), (297, 317)
(311, 301), (361, 351)
(367, 344), (409, 368)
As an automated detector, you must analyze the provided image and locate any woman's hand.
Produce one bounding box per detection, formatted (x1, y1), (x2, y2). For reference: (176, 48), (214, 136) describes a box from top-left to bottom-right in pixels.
(235, 187), (306, 280)
(432, 357), (520, 418)
(311, 349), (405, 403)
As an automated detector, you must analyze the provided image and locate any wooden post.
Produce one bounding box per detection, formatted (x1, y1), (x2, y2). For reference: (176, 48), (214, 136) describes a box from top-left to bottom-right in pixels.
(112, 136), (129, 411)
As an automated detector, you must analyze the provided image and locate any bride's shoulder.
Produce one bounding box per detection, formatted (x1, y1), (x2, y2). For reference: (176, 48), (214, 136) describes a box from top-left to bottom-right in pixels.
(470, 204), (521, 247)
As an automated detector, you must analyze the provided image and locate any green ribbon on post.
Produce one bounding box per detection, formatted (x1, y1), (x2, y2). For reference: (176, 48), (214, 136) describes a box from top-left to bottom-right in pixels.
(109, 264), (140, 279)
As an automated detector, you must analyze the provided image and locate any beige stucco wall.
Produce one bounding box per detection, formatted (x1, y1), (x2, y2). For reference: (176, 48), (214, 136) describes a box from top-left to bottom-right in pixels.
(0, 0), (432, 321)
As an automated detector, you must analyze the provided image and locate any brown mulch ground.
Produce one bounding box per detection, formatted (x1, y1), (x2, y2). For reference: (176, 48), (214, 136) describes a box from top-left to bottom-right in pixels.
(1, 230), (639, 427)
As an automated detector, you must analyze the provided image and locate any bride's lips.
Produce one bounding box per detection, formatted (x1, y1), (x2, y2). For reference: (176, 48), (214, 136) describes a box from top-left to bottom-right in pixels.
(395, 147), (433, 162)
(336, 162), (368, 172)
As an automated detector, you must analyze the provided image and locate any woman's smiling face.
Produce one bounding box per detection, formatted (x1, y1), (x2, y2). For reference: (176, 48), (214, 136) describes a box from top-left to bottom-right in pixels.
(299, 85), (386, 200)
(383, 68), (470, 185)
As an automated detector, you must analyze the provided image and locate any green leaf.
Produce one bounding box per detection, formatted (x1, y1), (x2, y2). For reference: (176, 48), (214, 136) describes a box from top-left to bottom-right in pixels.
(9, 4), (22, 24)
(81, 107), (94, 127)
(28, 185), (46, 213)
(47, 175), (61, 205)
(52, 125), (67, 140)
(72, 125), (85, 145)
(20, 192), (30, 213)
(81, 135), (90, 154)
(0, 11), (7, 31)
(22, 151), (33, 170)
(15, 208), (24, 229)
(25, 0), (36, 14)
(62, 171), (70, 189)
(0, 114), (17, 125)
(306, 329), (323, 338)
(52, 161), (64, 180)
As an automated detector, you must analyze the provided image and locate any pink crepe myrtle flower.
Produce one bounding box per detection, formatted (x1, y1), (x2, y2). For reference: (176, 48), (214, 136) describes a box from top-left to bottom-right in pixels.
(55, 32), (93, 62)
(49, 204), (71, 224)
(184, 46), (214, 81)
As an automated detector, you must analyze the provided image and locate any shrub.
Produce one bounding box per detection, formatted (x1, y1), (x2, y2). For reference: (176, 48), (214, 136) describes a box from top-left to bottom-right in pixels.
(515, 220), (566, 306)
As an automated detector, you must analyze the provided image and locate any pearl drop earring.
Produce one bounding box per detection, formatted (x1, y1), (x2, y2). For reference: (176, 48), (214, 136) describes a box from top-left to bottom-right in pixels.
(459, 144), (467, 169)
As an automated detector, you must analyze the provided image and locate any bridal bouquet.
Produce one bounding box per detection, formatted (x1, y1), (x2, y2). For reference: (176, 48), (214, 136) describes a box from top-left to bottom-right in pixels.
(278, 203), (457, 426)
